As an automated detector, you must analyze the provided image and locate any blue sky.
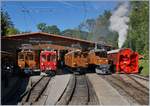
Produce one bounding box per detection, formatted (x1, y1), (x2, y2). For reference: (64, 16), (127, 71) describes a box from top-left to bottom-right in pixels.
(2, 1), (118, 32)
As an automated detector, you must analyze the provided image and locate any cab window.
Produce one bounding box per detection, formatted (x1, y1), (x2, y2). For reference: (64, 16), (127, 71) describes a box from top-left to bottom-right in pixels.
(41, 55), (46, 62)
(95, 51), (107, 58)
(47, 54), (51, 61)
(19, 54), (24, 60)
(47, 54), (56, 62)
(51, 55), (56, 62)
(26, 53), (34, 60)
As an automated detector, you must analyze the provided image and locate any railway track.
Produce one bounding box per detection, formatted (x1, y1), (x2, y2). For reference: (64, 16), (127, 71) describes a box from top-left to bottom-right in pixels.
(56, 74), (99, 105)
(20, 76), (51, 105)
(128, 74), (149, 88)
(125, 74), (149, 91)
(130, 74), (149, 81)
(113, 74), (149, 94)
(102, 74), (149, 105)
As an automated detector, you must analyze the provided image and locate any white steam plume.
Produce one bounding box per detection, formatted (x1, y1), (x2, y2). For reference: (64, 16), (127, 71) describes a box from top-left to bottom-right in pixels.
(109, 2), (129, 48)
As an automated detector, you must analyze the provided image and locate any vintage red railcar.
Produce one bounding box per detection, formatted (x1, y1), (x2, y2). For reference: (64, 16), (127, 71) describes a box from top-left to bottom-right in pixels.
(107, 48), (139, 74)
(40, 50), (57, 74)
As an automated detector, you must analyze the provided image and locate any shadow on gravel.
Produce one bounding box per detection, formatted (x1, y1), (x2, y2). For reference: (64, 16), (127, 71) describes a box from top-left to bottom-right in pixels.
(1, 72), (30, 105)
(56, 67), (97, 75)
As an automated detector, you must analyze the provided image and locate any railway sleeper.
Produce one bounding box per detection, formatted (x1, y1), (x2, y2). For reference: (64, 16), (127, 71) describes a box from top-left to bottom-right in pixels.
(69, 96), (88, 105)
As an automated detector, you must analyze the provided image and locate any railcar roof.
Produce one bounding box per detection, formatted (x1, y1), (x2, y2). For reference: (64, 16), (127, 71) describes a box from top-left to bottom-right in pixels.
(107, 48), (132, 54)
(19, 50), (34, 53)
(90, 49), (107, 52)
(41, 50), (56, 54)
(65, 50), (81, 55)
(107, 49), (121, 54)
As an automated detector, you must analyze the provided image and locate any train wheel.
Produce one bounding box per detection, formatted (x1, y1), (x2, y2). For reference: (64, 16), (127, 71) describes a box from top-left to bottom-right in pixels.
(50, 71), (56, 76)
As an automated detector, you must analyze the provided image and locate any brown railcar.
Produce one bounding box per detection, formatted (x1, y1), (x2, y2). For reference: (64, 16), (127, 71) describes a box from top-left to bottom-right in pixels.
(64, 50), (88, 73)
(18, 50), (37, 70)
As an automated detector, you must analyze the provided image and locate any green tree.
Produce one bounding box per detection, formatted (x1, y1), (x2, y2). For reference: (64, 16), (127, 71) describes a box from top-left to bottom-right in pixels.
(79, 19), (96, 32)
(61, 28), (88, 40)
(77, 10), (118, 48)
(37, 23), (47, 32)
(124, 1), (149, 59)
(37, 23), (60, 35)
(92, 10), (118, 48)
(1, 9), (13, 36)
(6, 27), (20, 35)
(46, 25), (60, 35)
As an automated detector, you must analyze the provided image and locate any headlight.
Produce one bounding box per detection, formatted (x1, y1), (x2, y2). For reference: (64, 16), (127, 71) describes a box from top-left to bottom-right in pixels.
(46, 67), (51, 70)
(7, 66), (10, 69)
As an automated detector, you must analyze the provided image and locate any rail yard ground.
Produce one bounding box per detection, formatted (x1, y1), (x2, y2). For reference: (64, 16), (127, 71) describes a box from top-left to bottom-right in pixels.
(2, 72), (149, 105)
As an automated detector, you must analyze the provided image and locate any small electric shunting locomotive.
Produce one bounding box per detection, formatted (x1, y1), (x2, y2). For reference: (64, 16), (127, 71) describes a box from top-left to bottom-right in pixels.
(107, 48), (139, 74)
(40, 50), (57, 74)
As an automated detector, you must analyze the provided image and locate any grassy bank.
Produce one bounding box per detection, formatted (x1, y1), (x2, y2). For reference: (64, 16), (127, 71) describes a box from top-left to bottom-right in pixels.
(139, 60), (149, 77)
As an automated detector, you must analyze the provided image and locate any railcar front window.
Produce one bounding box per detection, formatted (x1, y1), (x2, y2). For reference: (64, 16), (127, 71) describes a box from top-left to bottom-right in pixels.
(41, 55), (46, 62)
(27, 53), (34, 60)
(83, 53), (88, 58)
(47, 54), (56, 62)
(74, 52), (79, 57)
(47, 54), (51, 62)
(19, 54), (24, 60)
(95, 52), (107, 58)
(51, 55), (56, 62)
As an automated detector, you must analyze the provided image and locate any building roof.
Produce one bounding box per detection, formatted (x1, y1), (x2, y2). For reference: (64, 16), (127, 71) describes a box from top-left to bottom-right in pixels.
(2, 32), (93, 43)
(2, 32), (113, 48)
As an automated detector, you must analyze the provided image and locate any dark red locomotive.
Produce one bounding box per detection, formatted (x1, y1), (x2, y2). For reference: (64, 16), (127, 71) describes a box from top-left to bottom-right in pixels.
(107, 48), (139, 74)
(40, 50), (57, 74)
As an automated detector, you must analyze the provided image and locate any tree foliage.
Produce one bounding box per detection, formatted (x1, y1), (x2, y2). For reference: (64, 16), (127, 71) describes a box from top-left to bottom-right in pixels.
(61, 28), (89, 40)
(124, 1), (149, 59)
(37, 23), (47, 32)
(6, 27), (20, 35)
(1, 9), (13, 36)
(37, 23), (60, 35)
(1, 9), (20, 36)
(78, 10), (118, 48)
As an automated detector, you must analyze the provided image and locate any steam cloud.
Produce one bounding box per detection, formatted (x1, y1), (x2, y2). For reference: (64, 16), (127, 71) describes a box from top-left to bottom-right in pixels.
(109, 2), (129, 48)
